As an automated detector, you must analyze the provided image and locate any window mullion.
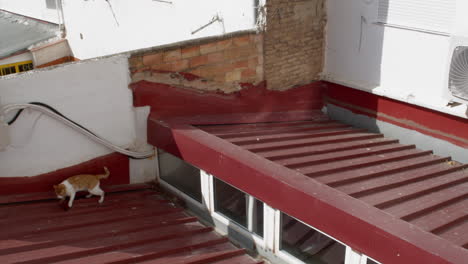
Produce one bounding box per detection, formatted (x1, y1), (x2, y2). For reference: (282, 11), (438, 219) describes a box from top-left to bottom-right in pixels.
(200, 170), (213, 211)
(345, 246), (367, 264)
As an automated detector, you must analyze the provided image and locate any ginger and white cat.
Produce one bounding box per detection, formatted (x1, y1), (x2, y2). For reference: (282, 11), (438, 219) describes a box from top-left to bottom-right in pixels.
(53, 167), (109, 208)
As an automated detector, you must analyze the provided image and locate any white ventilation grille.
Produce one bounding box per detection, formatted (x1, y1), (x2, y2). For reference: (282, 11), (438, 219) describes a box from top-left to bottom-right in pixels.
(378, 0), (456, 33)
(448, 46), (468, 101)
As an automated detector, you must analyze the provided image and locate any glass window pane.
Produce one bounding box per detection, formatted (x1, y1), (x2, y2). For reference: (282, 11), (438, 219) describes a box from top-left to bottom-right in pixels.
(214, 178), (247, 227)
(367, 259), (379, 264)
(252, 199), (264, 237)
(158, 150), (202, 203)
(281, 214), (346, 264)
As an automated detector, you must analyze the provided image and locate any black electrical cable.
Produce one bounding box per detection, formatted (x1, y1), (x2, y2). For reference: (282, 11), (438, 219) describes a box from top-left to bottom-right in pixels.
(6, 102), (148, 159)
(7, 102), (98, 137)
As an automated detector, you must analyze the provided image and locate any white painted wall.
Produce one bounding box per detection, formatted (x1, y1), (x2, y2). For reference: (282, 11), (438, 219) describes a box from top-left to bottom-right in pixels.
(0, 52), (33, 67)
(0, 56), (136, 177)
(31, 39), (72, 66)
(61, 0), (256, 59)
(324, 0), (468, 118)
(0, 0), (61, 23)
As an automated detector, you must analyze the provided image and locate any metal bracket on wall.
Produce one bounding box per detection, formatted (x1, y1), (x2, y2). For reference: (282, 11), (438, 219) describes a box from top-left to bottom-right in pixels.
(153, 0), (173, 4)
(191, 14), (225, 35)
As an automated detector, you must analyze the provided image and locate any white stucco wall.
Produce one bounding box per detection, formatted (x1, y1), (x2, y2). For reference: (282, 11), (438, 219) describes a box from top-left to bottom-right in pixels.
(324, 0), (468, 118)
(0, 0), (61, 23)
(0, 56), (136, 177)
(61, 0), (256, 59)
(31, 39), (72, 66)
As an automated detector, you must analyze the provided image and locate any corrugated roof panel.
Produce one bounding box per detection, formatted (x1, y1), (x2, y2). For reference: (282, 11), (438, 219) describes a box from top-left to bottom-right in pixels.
(198, 118), (468, 253)
(0, 189), (262, 264)
(0, 10), (59, 58)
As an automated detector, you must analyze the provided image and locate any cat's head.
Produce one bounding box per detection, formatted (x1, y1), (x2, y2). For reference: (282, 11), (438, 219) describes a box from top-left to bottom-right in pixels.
(53, 184), (66, 199)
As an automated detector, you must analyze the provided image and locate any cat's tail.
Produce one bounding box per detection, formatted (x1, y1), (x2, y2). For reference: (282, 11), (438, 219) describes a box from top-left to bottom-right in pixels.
(98, 167), (110, 179)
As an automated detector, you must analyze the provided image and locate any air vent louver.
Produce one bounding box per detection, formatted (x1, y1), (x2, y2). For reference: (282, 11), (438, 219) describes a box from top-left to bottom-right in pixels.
(448, 46), (468, 101)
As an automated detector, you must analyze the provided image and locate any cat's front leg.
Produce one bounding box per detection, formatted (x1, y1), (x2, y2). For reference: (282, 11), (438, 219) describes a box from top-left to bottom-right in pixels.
(68, 192), (76, 208)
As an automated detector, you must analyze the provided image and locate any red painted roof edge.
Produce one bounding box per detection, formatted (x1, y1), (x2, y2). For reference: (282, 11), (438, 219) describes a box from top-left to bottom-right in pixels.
(130, 80), (324, 120)
(323, 82), (468, 148)
(159, 110), (327, 126)
(148, 116), (468, 264)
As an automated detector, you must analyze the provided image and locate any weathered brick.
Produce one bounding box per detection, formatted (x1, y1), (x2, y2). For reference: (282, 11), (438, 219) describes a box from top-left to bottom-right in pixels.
(248, 57), (259, 68)
(241, 68), (257, 79)
(264, 0), (325, 90)
(152, 63), (173, 72)
(219, 64), (235, 73)
(234, 60), (249, 68)
(200, 42), (218, 54)
(214, 74), (226, 83)
(233, 35), (251, 47)
(224, 46), (256, 61)
(188, 68), (204, 77)
(129, 56), (143, 68)
(142, 53), (163, 66)
(207, 52), (224, 64)
(189, 55), (208, 68)
(133, 32), (261, 89)
(226, 70), (242, 82)
(181, 46), (200, 59)
(163, 49), (181, 62)
(217, 39), (232, 50)
(195, 65), (223, 78)
(172, 59), (189, 72)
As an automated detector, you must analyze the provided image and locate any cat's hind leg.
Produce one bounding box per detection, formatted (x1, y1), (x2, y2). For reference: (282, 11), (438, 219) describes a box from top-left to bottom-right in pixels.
(89, 184), (105, 204)
(86, 193), (93, 198)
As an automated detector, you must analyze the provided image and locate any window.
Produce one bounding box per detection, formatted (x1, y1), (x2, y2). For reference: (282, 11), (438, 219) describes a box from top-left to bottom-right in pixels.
(158, 150), (202, 203)
(214, 177), (264, 237)
(156, 153), (381, 264)
(377, 0), (456, 33)
(281, 213), (346, 264)
(0, 61), (34, 76)
(18, 63), (33, 72)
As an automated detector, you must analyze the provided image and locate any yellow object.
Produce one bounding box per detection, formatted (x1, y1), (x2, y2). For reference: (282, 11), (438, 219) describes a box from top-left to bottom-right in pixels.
(0, 61), (34, 76)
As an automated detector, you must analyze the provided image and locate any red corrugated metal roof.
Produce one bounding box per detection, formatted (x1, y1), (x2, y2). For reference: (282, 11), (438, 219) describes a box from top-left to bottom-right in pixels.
(0, 189), (262, 264)
(146, 110), (467, 263)
(197, 119), (468, 249)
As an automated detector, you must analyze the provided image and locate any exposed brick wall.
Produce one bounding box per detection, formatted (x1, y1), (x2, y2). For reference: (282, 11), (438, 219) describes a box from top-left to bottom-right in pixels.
(129, 32), (263, 94)
(264, 0), (326, 90)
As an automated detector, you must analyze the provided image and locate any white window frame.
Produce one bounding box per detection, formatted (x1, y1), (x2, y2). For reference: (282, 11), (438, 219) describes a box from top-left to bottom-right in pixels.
(204, 171), (266, 249)
(157, 153), (382, 264)
(274, 210), (351, 264)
